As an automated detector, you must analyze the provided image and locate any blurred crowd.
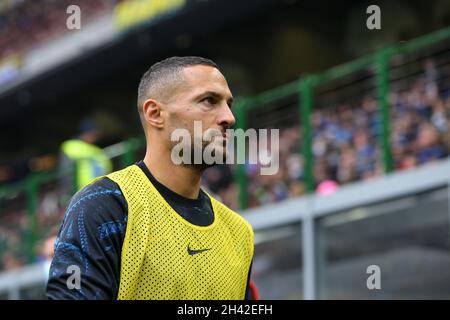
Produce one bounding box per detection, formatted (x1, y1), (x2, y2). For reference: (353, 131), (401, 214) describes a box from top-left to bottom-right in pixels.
(0, 181), (63, 271)
(0, 0), (118, 61)
(1, 59), (450, 271)
(203, 59), (450, 210)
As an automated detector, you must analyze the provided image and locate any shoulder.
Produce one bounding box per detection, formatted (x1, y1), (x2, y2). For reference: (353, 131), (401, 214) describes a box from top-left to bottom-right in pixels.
(106, 165), (146, 192)
(62, 177), (127, 229)
(71, 177), (126, 209)
(211, 197), (254, 237)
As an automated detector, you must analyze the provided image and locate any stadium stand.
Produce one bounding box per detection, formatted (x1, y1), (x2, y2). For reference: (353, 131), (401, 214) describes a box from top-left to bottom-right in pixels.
(0, 0), (117, 61)
(203, 58), (450, 210)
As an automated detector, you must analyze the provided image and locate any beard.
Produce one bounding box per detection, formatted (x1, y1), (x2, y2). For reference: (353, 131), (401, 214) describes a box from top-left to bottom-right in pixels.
(188, 137), (228, 172)
(170, 136), (227, 172)
(168, 125), (229, 172)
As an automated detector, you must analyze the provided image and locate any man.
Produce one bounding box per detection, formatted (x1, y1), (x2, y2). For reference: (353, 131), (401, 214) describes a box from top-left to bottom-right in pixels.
(59, 118), (112, 197)
(47, 56), (254, 300)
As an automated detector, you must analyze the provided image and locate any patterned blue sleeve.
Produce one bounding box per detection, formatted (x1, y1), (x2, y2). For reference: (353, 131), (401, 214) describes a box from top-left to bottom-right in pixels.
(46, 178), (128, 300)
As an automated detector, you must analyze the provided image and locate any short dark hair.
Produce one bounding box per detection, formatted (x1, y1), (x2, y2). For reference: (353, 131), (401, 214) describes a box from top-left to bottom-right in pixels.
(137, 56), (218, 116)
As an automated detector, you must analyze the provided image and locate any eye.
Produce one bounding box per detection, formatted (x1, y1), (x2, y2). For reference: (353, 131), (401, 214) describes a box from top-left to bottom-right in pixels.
(201, 96), (217, 106)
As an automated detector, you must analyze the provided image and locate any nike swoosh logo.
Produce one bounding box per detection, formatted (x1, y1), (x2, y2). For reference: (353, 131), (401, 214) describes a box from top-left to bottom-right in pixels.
(187, 244), (211, 256)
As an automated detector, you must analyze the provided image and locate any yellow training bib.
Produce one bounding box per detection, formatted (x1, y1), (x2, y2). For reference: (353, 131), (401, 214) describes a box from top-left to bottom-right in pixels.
(106, 165), (254, 300)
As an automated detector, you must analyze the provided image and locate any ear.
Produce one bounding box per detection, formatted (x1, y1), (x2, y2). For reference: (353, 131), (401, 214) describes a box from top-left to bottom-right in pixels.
(142, 98), (164, 129)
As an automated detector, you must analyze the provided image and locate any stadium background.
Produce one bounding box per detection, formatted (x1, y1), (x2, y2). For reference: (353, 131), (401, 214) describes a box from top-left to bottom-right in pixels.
(0, 0), (450, 299)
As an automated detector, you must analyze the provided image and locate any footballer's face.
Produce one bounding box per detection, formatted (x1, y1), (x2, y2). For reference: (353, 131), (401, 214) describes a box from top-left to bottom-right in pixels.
(165, 65), (235, 167)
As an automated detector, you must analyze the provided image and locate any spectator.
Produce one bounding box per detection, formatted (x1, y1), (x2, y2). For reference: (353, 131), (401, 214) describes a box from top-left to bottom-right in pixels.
(415, 122), (446, 164)
(59, 118), (112, 197)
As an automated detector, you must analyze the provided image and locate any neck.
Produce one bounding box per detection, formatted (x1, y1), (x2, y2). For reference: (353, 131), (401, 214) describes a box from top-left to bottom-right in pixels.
(143, 144), (202, 200)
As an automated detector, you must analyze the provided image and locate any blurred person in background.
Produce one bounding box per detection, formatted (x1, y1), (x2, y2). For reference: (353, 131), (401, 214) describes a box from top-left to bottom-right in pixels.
(415, 122), (447, 164)
(59, 118), (112, 201)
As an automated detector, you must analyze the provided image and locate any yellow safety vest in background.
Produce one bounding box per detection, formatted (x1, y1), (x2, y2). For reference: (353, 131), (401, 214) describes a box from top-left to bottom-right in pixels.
(61, 139), (112, 191)
(106, 165), (254, 300)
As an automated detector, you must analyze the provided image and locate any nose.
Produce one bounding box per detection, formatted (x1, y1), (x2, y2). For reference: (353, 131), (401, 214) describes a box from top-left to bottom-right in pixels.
(217, 102), (236, 129)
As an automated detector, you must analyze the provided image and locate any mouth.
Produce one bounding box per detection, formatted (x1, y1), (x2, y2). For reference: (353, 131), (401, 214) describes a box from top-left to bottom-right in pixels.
(210, 131), (227, 140)
(207, 134), (228, 150)
(202, 128), (229, 145)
